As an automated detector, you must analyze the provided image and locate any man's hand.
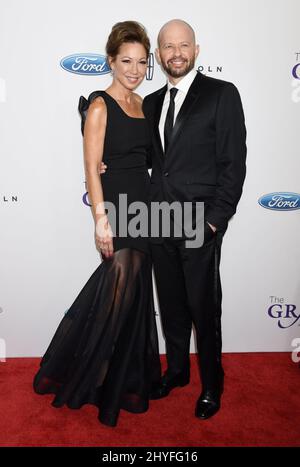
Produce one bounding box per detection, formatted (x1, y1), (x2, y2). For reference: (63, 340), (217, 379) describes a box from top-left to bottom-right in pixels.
(98, 162), (107, 175)
(207, 222), (217, 233)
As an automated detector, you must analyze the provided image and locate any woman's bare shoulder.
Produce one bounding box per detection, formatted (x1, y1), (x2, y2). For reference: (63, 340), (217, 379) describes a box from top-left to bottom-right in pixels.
(89, 95), (107, 112)
(86, 96), (107, 127)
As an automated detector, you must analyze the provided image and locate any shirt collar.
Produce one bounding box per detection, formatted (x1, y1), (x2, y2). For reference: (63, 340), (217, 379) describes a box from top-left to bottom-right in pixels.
(167, 68), (198, 95)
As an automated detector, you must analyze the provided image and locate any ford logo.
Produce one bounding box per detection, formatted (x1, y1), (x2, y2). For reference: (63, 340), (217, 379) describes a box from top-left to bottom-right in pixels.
(60, 54), (111, 75)
(258, 192), (300, 211)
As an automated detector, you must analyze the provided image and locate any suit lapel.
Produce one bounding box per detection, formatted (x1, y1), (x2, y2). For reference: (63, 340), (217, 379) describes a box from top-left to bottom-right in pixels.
(166, 72), (204, 156)
(153, 84), (167, 157)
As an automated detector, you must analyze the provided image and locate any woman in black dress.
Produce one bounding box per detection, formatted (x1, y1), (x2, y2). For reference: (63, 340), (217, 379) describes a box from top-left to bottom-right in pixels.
(33, 21), (161, 427)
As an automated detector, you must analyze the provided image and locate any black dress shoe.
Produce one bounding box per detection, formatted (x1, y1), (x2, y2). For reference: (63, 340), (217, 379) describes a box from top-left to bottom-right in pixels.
(195, 390), (221, 420)
(150, 373), (190, 400)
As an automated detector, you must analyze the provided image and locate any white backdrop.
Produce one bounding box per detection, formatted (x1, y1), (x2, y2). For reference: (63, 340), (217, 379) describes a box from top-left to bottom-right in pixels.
(0, 0), (299, 358)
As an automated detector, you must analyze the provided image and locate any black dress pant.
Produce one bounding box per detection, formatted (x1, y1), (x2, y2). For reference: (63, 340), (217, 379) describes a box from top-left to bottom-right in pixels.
(151, 225), (224, 393)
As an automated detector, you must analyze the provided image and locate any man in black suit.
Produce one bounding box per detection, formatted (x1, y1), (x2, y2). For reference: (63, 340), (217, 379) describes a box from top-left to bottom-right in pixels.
(142, 19), (247, 419)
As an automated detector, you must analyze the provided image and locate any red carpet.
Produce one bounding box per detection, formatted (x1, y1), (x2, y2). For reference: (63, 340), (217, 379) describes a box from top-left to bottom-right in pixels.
(0, 353), (299, 447)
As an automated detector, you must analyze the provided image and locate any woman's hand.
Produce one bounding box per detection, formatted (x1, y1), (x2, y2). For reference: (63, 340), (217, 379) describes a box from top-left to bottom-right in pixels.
(94, 215), (114, 258)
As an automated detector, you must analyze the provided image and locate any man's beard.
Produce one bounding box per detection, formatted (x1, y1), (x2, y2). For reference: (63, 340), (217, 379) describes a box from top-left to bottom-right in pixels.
(161, 56), (195, 78)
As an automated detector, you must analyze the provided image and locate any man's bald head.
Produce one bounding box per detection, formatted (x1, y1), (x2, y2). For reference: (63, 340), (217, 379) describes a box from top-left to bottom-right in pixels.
(155, 19), (199, 82)
(157, 19), (196, 47)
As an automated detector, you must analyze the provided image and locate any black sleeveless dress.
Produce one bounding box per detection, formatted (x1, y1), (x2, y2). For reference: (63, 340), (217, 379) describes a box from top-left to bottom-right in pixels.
(33, 90), (161, 427)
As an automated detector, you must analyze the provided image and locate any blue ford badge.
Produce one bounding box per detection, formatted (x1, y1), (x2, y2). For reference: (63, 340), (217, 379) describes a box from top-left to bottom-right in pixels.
(60, 54), (110, 75)
(258, 192), (300, 211)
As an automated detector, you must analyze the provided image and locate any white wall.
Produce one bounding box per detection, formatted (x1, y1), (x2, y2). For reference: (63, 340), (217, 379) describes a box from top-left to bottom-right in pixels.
(0, 0), (299, 357)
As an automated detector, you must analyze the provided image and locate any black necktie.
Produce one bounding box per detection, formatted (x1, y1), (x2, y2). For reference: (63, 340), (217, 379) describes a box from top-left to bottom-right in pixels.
(164, 87), (178, 154)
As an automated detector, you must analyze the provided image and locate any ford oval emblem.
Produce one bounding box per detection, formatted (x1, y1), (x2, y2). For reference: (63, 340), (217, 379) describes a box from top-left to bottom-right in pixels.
(258, 192), (300, 211)
(60, 53), (111, 75)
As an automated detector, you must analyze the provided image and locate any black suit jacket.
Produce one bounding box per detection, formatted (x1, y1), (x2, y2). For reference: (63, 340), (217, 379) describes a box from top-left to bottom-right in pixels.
(142, 71), (247, 234)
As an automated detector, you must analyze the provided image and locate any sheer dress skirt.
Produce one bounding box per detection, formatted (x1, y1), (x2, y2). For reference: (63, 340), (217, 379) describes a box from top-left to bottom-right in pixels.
(33, 248), (161, 427)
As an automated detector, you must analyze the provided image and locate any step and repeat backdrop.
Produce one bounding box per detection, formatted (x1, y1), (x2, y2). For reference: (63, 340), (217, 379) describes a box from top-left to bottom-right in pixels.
(0, 0), (299, 358)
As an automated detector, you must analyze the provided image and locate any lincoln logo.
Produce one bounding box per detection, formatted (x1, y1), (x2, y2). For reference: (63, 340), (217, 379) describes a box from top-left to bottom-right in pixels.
(146, 53), (154, 80)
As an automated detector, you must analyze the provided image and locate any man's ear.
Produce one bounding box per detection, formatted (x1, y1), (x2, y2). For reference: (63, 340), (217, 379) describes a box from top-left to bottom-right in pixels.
(195, 44), (200, 60)
(155, 48), (161, 65)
